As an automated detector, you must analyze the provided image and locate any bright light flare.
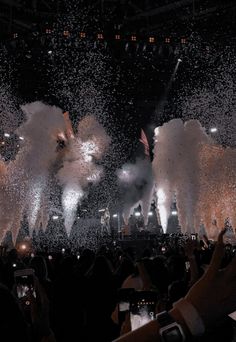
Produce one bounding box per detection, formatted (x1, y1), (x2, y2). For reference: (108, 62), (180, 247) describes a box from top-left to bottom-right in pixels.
(113, 214), (118, 218)
(210, 127), (217, 133)
(81, 141), (99, 162)
(135, 212), (141, 217)
(52, 215), (59, 220)
(171, 210), (178, 216)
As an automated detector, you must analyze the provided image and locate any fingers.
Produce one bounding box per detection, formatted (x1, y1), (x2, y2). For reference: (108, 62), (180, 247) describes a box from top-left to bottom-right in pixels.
(205, 229), (226, 278)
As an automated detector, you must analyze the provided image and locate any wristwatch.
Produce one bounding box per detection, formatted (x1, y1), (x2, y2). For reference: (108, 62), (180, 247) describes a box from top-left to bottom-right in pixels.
(156, 311), (186, 342)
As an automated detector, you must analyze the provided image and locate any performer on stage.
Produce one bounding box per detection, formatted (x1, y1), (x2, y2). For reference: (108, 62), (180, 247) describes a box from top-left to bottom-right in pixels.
(101, 207), (111, 235)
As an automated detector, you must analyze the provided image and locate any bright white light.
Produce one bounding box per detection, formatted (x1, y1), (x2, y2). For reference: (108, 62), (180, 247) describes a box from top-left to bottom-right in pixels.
(87, 171), (101, 182)
(135, 212), (141, 217)
(77, 216), (80, 219)
(4, 133), (10, 138)
(210, 127), (217, 133)
(157, 188), (168, 233)
(19, 136), (24, 140)
(21, 244), (27, 250)
(148, 212), (153, 216)
(171, 210), (178, 216)
(77, 254), (80, 259)
(99, 209), (105, 212)
(52, 215), (59, 220)
(81, 141), (99, 162)
(62, 248), (65, 253)
(157, 189), (166, 204)
(48, 50), (53, 54)
(12, 263), (17, 268)
(178, 58), (182, 62)
(113, 214), (118, 218)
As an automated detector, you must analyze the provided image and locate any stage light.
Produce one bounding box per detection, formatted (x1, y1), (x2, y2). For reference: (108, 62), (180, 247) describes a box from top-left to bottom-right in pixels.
(210, 127), (217, 133)
(113, 214), (118, 218)
(20, 244), (27, 251)
(63, 30), (69, 37)
(4, 133), (10, 138)
(80, 32), (86, 38)
(97, 33), (104, 40)
(135, 212), (141, 217)
(52, 215), (59, 220)
(171, 210), (178, 216)
(149, 37), (155, 43)
(148, 212), (153, 216)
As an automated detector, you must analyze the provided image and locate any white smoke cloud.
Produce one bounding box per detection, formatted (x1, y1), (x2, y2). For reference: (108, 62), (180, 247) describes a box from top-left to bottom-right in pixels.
(0, 101), (66, 243)
(118, 158), (154, 226)
(153, 118), (236, 237)
(57, 115), (110, 235)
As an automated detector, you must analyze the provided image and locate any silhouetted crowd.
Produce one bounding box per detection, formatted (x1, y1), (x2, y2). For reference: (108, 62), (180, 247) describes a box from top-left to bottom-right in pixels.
(1, 232), (236, 341)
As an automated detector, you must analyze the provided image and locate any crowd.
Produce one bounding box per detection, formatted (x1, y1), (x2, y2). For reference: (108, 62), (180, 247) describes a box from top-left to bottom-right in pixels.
(1, 230), (236, 341)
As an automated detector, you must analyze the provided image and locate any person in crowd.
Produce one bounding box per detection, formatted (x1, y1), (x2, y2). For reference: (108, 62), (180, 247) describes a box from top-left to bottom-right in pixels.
(113, 229), (236, 341)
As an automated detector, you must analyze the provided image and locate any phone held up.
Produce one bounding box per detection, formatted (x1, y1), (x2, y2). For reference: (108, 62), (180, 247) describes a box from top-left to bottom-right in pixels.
(130, 291), (158, 331)
(14, 268), (36, 309)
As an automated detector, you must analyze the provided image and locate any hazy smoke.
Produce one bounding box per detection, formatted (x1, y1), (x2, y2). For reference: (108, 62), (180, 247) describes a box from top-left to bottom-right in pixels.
(118, 158), (154, 226)
(153, 119), (236, 237)
(58, 115), (110, 235)
(0, 102), (66, 243)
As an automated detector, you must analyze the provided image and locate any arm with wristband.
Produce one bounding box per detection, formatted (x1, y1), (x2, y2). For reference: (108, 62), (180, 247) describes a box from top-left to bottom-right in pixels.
(113, 229), (236, 342)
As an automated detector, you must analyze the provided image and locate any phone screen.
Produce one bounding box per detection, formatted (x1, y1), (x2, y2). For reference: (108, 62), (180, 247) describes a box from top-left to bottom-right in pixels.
(14, 269), (36, 307)
(185, 261), (190, 271)
(117, 288), (135, 326)
(130, 291), (157, 331)
(191, 234), (196, 240)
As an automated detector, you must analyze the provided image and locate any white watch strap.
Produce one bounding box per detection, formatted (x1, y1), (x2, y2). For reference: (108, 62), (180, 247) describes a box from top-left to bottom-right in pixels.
(173, 298), (205, 336)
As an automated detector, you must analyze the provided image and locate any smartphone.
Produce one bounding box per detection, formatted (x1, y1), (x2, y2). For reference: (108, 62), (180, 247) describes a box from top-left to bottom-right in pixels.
(130, 291), (157, 331)
(185, 261), (190, 271)
(14, 269), (36, 308)
(161, 246), (166, 253)
(117, 288), (135, 326)
(191, 234), (196, 240)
